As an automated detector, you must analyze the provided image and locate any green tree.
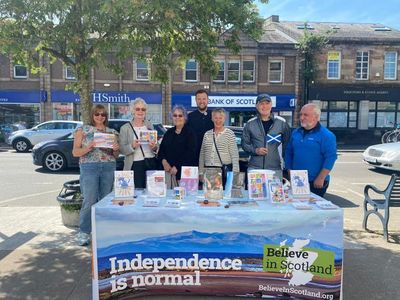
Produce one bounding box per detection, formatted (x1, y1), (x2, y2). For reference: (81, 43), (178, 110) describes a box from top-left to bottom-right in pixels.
(0, 0), (267, 124)
(296, 23), (330, 123)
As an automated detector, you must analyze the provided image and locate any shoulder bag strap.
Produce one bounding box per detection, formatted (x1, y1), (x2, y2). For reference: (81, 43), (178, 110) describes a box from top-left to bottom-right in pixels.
(128, 122), (147, 158)
(212, 132), (223, 166)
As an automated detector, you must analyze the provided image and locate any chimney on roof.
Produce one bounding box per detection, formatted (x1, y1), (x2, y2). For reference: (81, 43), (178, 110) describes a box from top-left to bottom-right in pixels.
(266, 15), (279, 23)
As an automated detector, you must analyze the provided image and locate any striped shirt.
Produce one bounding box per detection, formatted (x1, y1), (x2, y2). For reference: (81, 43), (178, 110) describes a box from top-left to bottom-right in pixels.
(199, 128), (239, 175)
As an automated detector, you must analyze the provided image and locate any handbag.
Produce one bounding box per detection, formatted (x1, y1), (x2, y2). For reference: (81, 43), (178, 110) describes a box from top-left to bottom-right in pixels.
(129, 122), (158, 171)
(213, 133), (233, 187)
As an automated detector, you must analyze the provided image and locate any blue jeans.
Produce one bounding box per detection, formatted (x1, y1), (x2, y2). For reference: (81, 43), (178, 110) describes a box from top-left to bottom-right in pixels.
(79, 162), (115, 234)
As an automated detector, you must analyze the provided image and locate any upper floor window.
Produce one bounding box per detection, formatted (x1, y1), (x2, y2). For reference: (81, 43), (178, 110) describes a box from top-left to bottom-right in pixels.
(384, 52), (397, 80)
(327, 51), (341, 79)
(65, 55), (76, 80)
(227, 60), (240, 82)
(356, 51), (369, 80)
(13, 65), (27, 78)
(213, 60), (225, 82)
(269, 60), (282, 83)
(242, 60), (255, 82)
(136, 59), (149, 81)
(185, 59), (197, 82)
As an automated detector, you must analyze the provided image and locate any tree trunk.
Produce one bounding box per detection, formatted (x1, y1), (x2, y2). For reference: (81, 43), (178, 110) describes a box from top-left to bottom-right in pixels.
(77, 66), (92, 125)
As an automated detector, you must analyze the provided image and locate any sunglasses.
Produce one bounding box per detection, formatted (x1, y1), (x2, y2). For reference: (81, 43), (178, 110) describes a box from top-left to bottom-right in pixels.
(135, 108), (147, 112)
(94, 112), (106, 117)
(173, 114), (183, 118)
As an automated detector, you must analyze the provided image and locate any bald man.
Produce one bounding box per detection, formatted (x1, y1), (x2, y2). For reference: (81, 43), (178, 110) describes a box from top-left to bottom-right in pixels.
(285, 103), (337, 197)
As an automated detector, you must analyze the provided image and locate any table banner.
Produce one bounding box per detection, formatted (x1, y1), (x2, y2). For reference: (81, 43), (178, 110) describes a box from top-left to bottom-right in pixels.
(92, 194), (343, 299)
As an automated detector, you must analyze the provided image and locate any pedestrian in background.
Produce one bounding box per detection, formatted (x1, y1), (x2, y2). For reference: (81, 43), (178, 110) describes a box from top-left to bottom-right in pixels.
(158, 105), (197, 188)
(285, 103), (337, 197)
(72, 104), (120, 246)
(241, 93), (291, 179)
(119, 98), (158, 189)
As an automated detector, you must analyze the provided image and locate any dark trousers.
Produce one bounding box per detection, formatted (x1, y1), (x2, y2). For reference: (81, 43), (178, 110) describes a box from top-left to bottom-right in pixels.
(131, 160), (146, 189)
(309, 181), (329, 198)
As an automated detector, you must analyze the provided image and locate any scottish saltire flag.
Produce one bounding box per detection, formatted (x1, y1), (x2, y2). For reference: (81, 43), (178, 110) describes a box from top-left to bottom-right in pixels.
(265, 133), (282, 144)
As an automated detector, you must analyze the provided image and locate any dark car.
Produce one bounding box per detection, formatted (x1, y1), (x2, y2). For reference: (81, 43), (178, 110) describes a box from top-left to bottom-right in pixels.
(227, 126), (249, 172)
(31, 120), (167, 172)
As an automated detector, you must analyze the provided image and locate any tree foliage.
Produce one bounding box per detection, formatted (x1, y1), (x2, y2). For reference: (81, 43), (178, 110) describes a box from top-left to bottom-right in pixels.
(0, 0), (268, 123)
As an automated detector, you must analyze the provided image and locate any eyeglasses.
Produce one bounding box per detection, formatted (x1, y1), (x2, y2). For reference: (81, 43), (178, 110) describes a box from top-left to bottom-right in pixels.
(173, 114), (183, 118)
(135, 108), (147, 112)
(94, 112), (106, 117)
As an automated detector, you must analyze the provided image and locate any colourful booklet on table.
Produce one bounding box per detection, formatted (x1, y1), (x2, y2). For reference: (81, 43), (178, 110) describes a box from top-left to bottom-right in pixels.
(248, 170), (268, 200)
(146, 170), (166, 197)
(179, 166), (199, 194)
(140, 130), (157, 144)
(203, 169), (223, 201)
(290, 170), (311, 200)
(114, 171), (134, 200)
(94, 132), (115, 148)
(269, 178), (286, 204)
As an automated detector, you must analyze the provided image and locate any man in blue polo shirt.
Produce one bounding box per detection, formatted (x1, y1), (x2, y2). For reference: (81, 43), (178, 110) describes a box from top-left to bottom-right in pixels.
(285, 103), (337, 197)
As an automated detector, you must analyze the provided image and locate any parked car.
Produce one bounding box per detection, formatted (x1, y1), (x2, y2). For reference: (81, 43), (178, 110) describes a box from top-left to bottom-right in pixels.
(7, 120), (82, 152)
(226, 126), (249, 172)
(363, 142), (400, 171)
(31, 120), (167, 172)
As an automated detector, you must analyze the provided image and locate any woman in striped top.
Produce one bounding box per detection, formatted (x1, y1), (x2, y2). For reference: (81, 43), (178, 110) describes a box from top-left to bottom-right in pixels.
(199, 108), (239, 187)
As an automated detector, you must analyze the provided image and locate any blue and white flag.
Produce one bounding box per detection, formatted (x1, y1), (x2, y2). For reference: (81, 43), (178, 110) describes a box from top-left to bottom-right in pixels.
(265, 133), (282, 144)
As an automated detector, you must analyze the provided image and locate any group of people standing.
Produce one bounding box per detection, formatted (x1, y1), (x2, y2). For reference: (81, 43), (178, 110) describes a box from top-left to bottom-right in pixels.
(72, 89), (337, 246)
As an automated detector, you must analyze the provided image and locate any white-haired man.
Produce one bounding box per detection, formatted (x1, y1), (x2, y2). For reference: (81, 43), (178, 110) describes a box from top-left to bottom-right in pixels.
(285, 103), (337, 197)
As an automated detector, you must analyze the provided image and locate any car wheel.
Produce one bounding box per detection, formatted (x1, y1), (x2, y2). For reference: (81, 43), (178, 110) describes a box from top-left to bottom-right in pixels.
(12, 138), (32, 152)
(43, 151), (66, 172)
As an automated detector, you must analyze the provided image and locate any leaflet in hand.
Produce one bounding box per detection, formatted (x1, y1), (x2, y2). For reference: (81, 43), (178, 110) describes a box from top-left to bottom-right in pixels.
(114, 171), (134, 200)
(140, 130), (157, 144)
(94, 132), (115, 148)
(179, 166), (199, 194)
(146, 170), (166, 197)
(290, 170), (310, 200)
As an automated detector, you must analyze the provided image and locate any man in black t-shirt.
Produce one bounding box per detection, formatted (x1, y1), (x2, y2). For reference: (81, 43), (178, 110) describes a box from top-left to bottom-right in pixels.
(187, 89), (214, 165)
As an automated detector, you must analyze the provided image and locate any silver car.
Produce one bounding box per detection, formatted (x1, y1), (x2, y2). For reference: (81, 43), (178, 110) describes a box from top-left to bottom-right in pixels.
(7, 120), (82, 152)
(363, 142), (400, 171)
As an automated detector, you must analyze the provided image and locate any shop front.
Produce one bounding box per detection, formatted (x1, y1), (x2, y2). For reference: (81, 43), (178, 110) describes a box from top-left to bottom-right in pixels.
(309, 85), (400, 144)
(172, 93), (296, 126)
(51, 90), (162, 123)
(0, 90), (45, 128)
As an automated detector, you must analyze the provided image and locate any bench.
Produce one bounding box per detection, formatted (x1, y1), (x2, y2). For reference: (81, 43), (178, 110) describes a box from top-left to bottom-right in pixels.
(363, 174), (400, 241)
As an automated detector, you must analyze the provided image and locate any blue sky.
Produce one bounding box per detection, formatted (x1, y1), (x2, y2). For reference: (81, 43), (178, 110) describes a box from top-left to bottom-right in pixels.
(257, 0), (400, 30)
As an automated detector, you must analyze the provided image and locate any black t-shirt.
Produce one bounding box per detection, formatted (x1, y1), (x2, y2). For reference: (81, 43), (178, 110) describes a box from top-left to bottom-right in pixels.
(262, 119), (274, 134)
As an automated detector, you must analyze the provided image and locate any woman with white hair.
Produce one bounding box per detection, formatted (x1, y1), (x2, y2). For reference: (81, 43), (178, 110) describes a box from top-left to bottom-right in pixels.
(158, 105), (197, 188)
(119, 98), (158, 188)
(199, 108), (239, 188)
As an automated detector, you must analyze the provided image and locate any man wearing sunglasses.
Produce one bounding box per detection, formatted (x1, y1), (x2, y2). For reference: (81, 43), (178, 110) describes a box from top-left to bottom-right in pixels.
(187, 89), (214, 165)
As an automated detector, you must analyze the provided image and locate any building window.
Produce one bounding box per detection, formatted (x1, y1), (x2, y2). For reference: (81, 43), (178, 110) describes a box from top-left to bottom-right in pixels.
(213, 60), (225, 82)
(227, 60), (240, 82)
(185, 59), (197, 82)
(242, 60), (255, 82)
(384, 52), (397, 80)
(269, 60), (282, 83)
(136, 59), (150, 81)
(13, 65), (27, 78)
(321, 101), (358, 128)
(327, 51), (341, 79)
(356, 51), (369, 80)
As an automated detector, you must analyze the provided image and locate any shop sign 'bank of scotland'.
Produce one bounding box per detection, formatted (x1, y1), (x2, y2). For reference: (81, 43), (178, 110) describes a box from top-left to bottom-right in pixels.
(91, 193), (343, 300)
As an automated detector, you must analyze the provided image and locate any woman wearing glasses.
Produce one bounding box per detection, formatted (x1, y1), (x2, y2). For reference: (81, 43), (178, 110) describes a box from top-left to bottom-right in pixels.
(158, 105), (197, 188)
(119, 98), (158, 189)
(72, 104), (120, 246)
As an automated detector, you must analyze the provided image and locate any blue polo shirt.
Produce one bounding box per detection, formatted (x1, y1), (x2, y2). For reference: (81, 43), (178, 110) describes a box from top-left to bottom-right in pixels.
(285, 123), (337, 182)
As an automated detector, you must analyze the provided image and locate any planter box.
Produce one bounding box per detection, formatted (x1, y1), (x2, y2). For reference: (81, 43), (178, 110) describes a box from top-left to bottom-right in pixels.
(60, 207), (80, 227)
